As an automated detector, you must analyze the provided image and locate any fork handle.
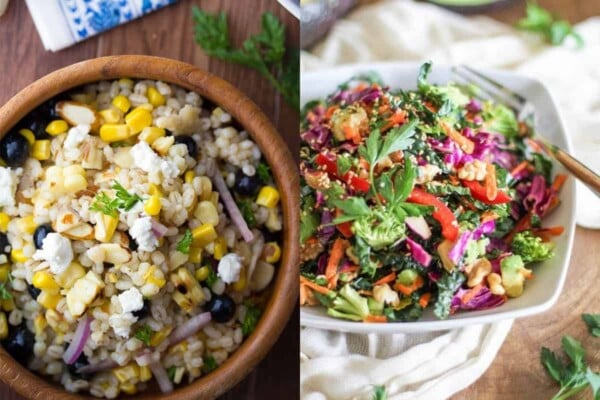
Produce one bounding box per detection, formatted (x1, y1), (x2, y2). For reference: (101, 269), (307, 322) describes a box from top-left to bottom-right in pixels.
(552, 147), (600, 198)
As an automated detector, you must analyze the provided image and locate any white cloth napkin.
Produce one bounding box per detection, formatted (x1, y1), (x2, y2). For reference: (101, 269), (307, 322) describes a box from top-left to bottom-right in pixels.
(25, 0), (178, 52)
(301, 1), (600, 399)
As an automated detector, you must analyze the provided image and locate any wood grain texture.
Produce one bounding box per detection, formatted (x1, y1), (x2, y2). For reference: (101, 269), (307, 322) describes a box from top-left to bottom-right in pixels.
(0, 1), (299, 400)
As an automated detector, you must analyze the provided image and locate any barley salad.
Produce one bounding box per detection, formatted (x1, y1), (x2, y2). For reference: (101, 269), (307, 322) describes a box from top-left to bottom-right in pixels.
(0, 78), (283, 397)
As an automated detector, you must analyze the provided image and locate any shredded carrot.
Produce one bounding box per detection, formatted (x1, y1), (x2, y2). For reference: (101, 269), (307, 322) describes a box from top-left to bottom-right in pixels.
(363, 315), (388, 323)
(394, 275), (425, 296)
(325, 105), (338, 120)
(532, 226), (564, 242)
(325, 238), (349, 289)
(381, 109), (407, 132)
(300, 276), (332, 296)
(418, 292), (432, 308)
(510, 161), (530, 177)
(461, 284), (483, 305)
(448, 174), (459, 186)
(484, 163), (498, 201)
(343, 125), (362, 144)
(505, 212), (532, 243)
(373, 272), (397, 287)
(551, 174), (567, 192)
(440, 121), (474, 154)
(424, 101), (438, 113)
(526, 138), (543, 153)
(354, 82), (368, 92)
(481, 210), (499, 223)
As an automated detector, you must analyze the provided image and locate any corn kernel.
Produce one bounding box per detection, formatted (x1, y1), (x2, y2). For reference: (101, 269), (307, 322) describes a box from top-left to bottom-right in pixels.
(125, 107), (152, 134)
(32, 140), (51, 161)
(256, 186), (280, 208)
(0, 265), (9, 282)
(63, 164), (85, 177)
(120, 382), (137, 395)
(45, 120), (69, 136)
(16, 216), (36, 235)
(210, 192), (219, 209)
(64, 174), (87, 193)
(139, 366), (152, 382)
(33, 271), (60, 292)
(264, 242), (281, 264)
(150, 326), (172, 347)
(55, 262), (85, 289)
(189, 247), (202, 264)
(195, 266), (210, 282)
(112, 95), (131, 113)
(184, 171), (195, 184)
(198, 177), (213, 201)
(99, 108), (123, 124)
(37, 290), (61, 309)
(144, 265), (166, 289)
(171, 268), (204, 313)
(151, 135), (174, 156)
(194, 201), (219, 226)
(10, 249), (27, 263)
(0, 213), (9, 233)
(0, 312), (7, 340)
(213, 237), (227, 261)
(232, 267), (246, 292)
(147, 87), (166, 107)
(45, 165), (63, 178)
(106, 271), (118, 283)
(19, 129), (35, 145)
(139, 126), (166, 145)
(34, 314), (47, 336)
(113, 364), (140, 384)
(192, 224), (218, 248)
(144, 195), (162, 216)
(148, 183), (163, 197)
(118, 78), (134, 88)
(100, 124), (131, 143)
(2, 298), (14, 312)
(95, 214), (119, 243)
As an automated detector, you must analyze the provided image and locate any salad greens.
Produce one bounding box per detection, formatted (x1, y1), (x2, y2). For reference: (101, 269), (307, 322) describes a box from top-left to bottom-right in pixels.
(517, 2), (584, 47)
(299, 62), (565, 322)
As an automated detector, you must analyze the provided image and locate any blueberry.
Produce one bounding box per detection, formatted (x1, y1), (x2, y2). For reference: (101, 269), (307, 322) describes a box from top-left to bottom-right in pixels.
(67, 352), (92, 381)
(125, 231), (138, 251)
(206, 294), (236, 323)
(133, 299), (150, 320)
(2, 324), (34, 362)
(33, 224), (53, 250)
(27, 285), (41, 300)
(21, 113), (49, 140)
(234, 170), (260, 197)
(0, 232), (10, 256)
(0, 131), (30, 167)
(174, 136), (198, 159)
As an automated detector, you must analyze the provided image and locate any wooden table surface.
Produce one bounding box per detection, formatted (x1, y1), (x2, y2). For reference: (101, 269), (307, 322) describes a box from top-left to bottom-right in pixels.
(452, 1), (600, 399)
(0, 0), (299, 399)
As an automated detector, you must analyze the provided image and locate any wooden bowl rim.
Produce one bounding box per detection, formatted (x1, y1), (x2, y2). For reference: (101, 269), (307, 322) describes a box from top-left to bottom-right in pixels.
(0, 55), (299, 400)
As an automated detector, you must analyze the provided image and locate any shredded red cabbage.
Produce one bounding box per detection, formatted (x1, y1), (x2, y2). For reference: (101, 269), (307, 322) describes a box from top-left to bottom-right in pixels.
(451, 286), (506, 312)
(406, 237), (432, 267)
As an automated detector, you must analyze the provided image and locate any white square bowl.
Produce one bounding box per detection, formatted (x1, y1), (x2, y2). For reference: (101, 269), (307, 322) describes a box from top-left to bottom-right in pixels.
(300, 62), (576, 333)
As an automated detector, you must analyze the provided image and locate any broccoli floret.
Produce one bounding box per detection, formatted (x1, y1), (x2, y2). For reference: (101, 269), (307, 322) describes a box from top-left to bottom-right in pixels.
(353, 213), (406, 250)
(327, 284), (370, 321)
(511, 230), (555, 264)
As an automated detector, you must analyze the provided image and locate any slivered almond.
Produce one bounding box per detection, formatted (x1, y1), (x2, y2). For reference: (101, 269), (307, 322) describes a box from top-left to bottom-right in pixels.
(53, 209), (81, 233)
(86, 243), (131, 265)
(63, 223), (95, 240)
(56, 101), (100, 131)
(81, 139), (103, 169)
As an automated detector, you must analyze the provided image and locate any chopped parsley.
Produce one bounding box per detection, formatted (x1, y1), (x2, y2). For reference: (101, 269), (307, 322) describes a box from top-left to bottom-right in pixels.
(134, 324), (153, 346)
(167, 366), (177, 381)
(373, 385), (388, 400)
(205, 268), (218, 287)
(202, 355), (218, 373)
(238, 199), (257, 228)
(176, 229), (193, 254)
(256, 162), (271, 183)
(242, 301), (262, 337)
(0, 282), (12, 301)
(90, 180), (142, 217)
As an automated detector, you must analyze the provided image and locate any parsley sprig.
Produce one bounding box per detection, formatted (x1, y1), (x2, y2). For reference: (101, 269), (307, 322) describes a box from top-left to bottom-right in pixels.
(192, 8), (299, 109)
(242, 300), (262, 337)
(202, 355), (218, 373)
(517, 2), (583, 47)
(372, 385), (388, 400)
(134, 324), (153, 346)
(176, 229), (193, 254)
(0, 273), (13, 301)
(90, 181), (143, 217)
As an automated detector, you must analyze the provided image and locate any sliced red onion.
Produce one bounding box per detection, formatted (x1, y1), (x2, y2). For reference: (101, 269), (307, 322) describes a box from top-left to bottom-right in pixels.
(63, 316), (91, 365)
(406, 238), (432, 267)
(150, 360), (174, 394)
(405, 216), (432, 240)
(151, 219), (168, 238)
(77, 358), (119, 374)
(134, 350), (153, 367)
(247, 234), (265, 283)
(166, 312), (212, 347)
(212, 170), (254, 242)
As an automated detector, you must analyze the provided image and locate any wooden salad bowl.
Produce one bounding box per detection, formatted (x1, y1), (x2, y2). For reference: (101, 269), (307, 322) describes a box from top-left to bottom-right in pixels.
(0, 55), (299, 400)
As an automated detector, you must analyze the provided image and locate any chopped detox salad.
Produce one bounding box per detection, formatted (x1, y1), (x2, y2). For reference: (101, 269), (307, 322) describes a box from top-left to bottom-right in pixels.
(299, 63), (566, 322)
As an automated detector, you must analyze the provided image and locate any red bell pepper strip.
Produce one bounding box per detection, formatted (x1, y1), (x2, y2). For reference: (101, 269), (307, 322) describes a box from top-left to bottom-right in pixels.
(407, 188), (459, 241)
(462, 180), (511, 204)
(315, 153), (370, 193)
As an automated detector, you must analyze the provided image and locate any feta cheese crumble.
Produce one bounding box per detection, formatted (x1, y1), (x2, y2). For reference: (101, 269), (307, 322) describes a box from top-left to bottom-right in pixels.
(64, 124), (90, 149)
(218, 253), (243, 284)
(130, 141), (181, 179)
(0, 167), (17, 208)
(32, 233), (73, 275)
(129, 216), (159, 252)
(108, 312), (137, 338)
(117, 287), (144, 314)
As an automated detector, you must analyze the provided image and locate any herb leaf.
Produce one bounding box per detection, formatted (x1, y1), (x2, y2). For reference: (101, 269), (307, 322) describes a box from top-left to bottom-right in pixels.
(561, 335), (585, 370)
(202, 355), (218, 374)
(193, 8), (299, 109)
(89, 192), (120, 218)
(112, 181), (142, 211)
(541, 347), (565, 383)
(134, 324), (153, 346)
(242, 301), (262, 337)
(517, 2), (584, 47)
(205, 268), (218, 287)
(176, 229), (193, 255)
(167, 366), (177, 381)
(0, 282), (12, 301)
(256, 162), (271, 183)
(586, 368), (600, 400)
(239, 199), (257, 228)
(372, 385), (388, 400)
(582, 314), (600, 337)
